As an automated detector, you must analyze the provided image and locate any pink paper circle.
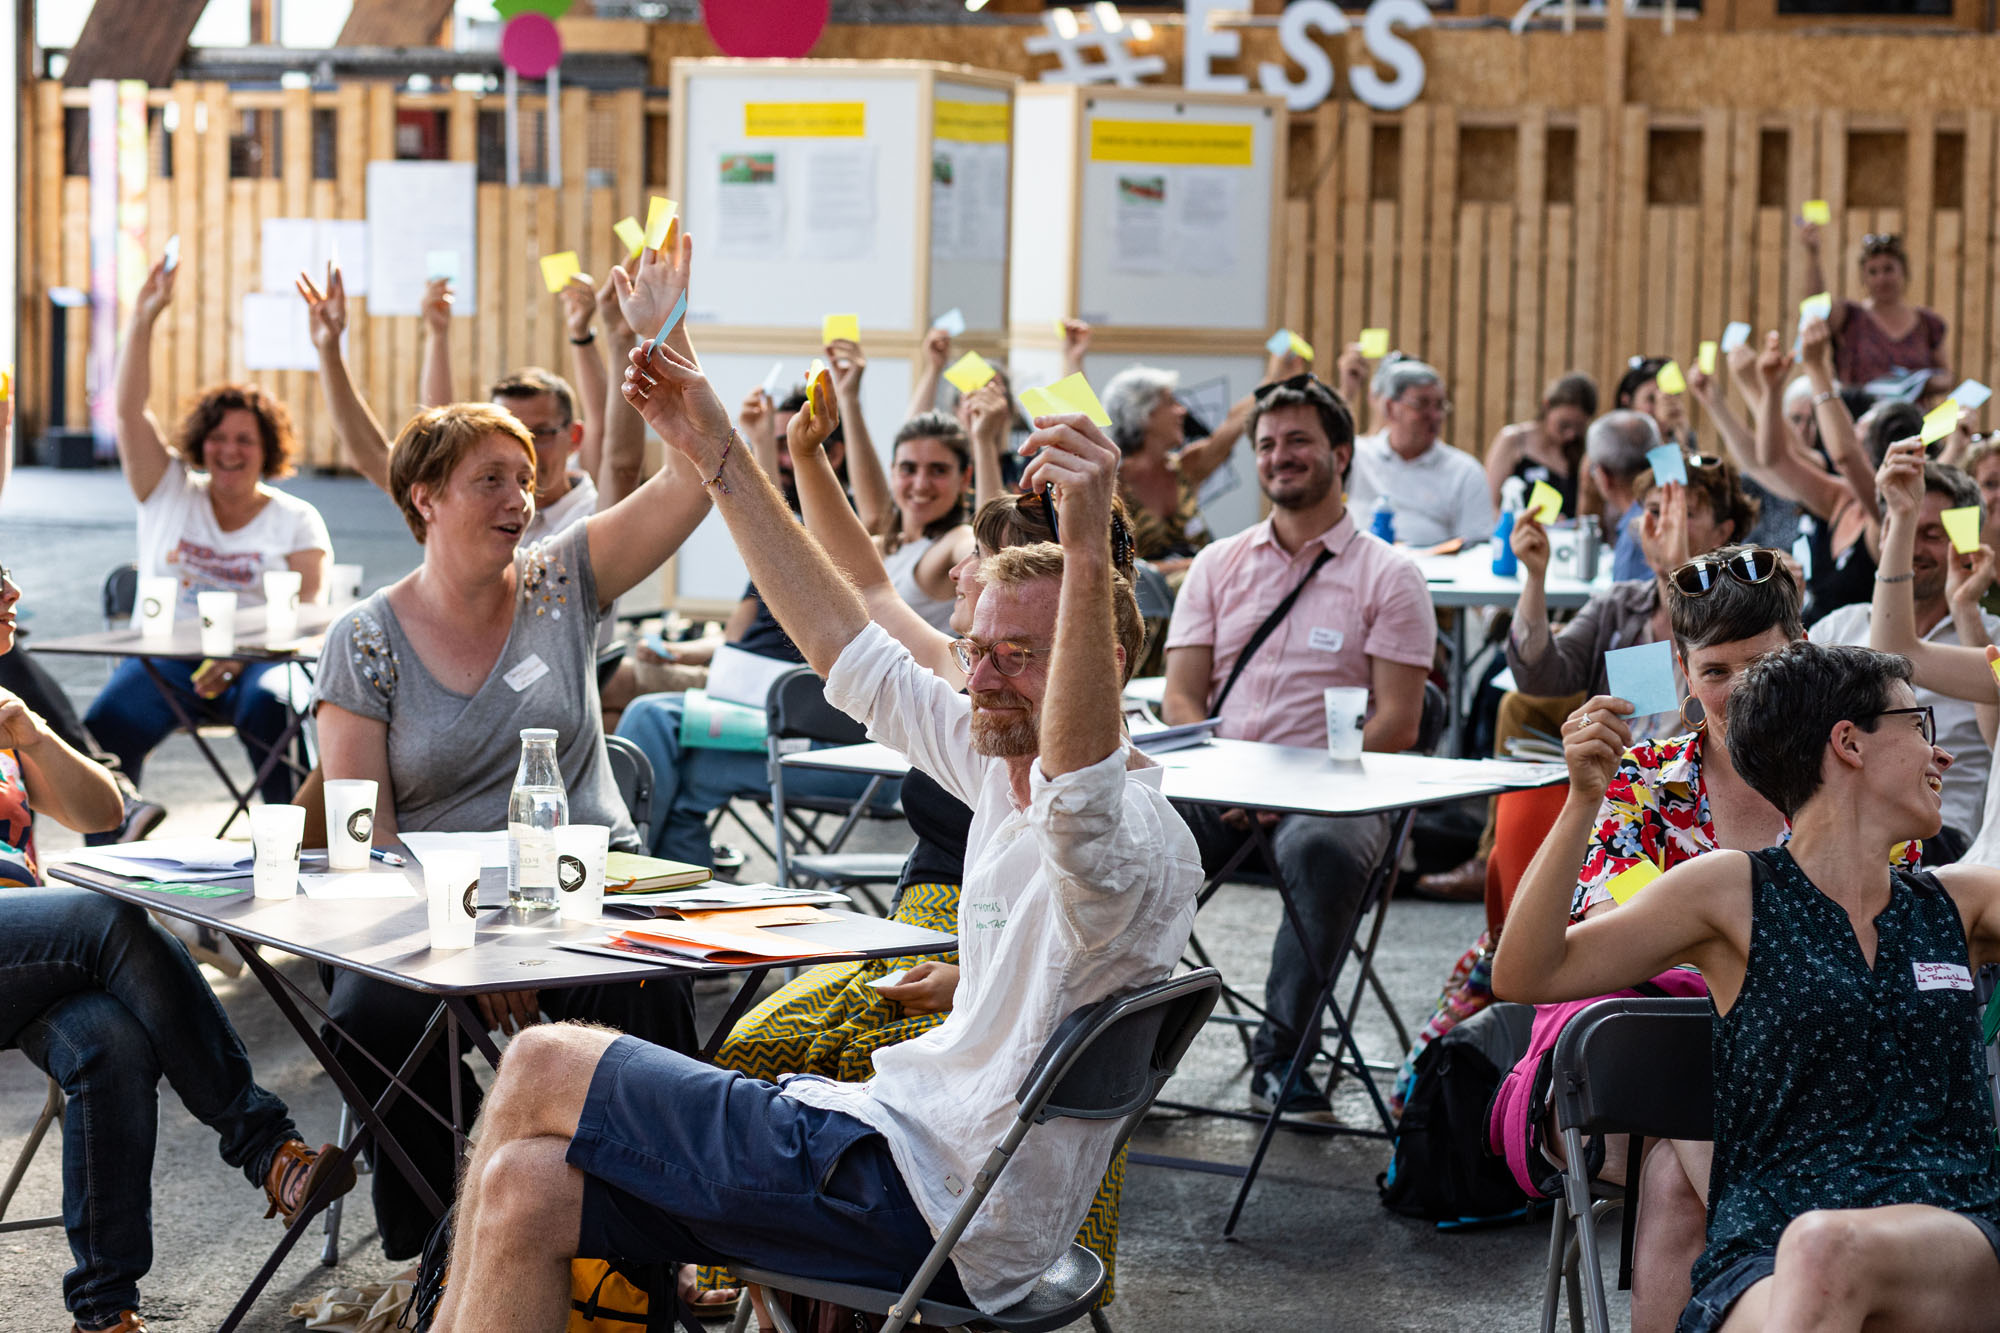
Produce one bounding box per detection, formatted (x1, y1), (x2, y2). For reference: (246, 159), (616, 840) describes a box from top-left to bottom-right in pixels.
(501, 13), (563, 79)
(703, 0), (829, 59)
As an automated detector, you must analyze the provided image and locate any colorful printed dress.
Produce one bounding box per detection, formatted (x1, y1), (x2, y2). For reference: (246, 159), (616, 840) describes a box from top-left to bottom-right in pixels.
(0, 748), (38, 888)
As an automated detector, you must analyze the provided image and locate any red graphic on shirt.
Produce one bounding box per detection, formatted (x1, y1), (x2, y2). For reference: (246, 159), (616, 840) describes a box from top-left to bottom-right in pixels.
(166, 539), (261, 600)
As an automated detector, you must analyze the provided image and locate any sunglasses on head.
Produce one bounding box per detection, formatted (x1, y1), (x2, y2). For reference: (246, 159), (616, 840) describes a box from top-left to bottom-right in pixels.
(1669, 548), (1784, 598)
(1253, 372), (1342, 405)
(1014, 488), (1135, 569)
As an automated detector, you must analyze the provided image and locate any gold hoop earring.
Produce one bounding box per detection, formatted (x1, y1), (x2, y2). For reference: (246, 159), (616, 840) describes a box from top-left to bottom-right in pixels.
(1679, 694), (1707, 734)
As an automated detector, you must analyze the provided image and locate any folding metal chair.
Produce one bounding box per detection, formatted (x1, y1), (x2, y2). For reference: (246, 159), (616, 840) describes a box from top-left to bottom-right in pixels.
(1541, 997), (1713, 1333)
(0, 1067), (64, 1236)
(605, 733), (656, 847)
(730, 968), (1222, 1333)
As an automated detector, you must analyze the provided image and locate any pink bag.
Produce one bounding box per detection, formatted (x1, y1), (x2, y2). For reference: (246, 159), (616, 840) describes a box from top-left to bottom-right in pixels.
(1486, 970), (1709, 1198)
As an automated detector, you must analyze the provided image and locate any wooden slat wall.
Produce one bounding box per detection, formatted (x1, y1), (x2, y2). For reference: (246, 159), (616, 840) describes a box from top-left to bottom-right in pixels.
(19, 82), (668, 469)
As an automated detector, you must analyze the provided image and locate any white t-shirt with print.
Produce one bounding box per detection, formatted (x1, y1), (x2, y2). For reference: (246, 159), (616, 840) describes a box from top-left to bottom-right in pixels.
(137, 465), (335, 616)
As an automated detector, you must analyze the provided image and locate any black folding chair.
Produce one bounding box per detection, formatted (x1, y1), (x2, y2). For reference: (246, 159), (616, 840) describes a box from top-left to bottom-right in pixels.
(1541, 997), (1713, 1333)
(604, 733), (655, 846)
(0, 1061), (63, 1236)
(730, 968), (1222, 1333)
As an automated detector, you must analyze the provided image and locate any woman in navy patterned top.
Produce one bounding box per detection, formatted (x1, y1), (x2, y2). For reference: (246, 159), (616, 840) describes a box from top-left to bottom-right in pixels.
(1495, 638), (2000, 1332)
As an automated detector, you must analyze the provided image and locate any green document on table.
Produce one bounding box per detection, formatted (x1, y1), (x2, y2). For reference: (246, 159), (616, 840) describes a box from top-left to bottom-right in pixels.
(679, 689), (768, 752)
(138, 881), (247, 897)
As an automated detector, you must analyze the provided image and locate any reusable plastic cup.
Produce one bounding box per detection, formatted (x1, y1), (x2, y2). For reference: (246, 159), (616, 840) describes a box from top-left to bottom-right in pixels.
(262, 569), (302, 643)
(249, 804), (306, 901)
(1323, 686), (1369, 762)
(329, 564), (364, 610)
(196, 591), (237, 656)
(323, 778), (379, 872)
(424, 850), (481, 950)
(554, 823), (612, 922)
(137, 576), (179, 642)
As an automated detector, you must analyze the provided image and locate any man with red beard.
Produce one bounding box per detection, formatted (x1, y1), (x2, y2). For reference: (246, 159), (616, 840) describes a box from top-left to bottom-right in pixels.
(423, 339), (1202, 1332)
(1161, 373), (1435, 1120)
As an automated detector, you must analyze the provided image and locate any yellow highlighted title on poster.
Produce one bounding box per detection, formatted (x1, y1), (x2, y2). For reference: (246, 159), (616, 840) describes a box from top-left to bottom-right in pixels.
(1088, 119), (1255, 168)
(744, 102), (867, 138)
(935, 100), (1010, 144)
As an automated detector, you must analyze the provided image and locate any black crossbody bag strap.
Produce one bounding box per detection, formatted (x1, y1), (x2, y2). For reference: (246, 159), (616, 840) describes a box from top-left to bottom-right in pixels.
(1207, 546), (1337, 717)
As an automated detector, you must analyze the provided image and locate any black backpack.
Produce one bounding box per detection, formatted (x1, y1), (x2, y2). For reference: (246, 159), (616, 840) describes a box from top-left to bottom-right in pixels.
(1377, 1001), (1538, 1227)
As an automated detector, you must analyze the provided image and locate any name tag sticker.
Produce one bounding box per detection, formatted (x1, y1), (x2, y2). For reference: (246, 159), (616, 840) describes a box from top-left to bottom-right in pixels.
(967, 899), (1009, 932)
(503, 654), (551, 693)
(1913, 961), (1973, 992)
(1307, 627), (1345, 654)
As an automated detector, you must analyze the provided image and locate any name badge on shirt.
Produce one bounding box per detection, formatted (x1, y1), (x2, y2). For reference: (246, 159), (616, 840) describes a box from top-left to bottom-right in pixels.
(966, 899), (1009, 933)
(503, 654), (551, 693)
(1913, 961), (1973, 992)
(1308, 627), (1345, 654)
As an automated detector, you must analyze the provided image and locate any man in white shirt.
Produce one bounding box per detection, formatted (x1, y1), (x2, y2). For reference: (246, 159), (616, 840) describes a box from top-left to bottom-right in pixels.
(1344, 359), (1494, 546)
(428, 357), (1202, 1329)
(1817, 462), (1996, 858)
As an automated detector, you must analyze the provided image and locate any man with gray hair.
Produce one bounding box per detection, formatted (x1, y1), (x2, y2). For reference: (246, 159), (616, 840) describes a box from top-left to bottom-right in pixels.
(1587, 409), (1665, 580)
(1345, 359), (1492, 546)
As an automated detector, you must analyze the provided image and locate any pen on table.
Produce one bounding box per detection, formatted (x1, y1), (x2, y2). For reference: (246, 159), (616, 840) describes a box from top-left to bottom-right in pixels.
(302, 847), (407, 867)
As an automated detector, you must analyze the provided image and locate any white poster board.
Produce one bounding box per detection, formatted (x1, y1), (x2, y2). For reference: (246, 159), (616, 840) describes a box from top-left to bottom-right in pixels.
(242, 292), (343, 371)
(262, 218), (369, 296)
(365, 161), (477, 316)
(927, 81), (1011, 335)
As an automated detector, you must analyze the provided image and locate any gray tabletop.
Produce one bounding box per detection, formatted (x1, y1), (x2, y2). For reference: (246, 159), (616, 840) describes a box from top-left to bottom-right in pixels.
(1416, 549), (1606, 611)
(46, 857), (956, 996)
(30, 603), (337, 663)
(783, 739), (1565, 818)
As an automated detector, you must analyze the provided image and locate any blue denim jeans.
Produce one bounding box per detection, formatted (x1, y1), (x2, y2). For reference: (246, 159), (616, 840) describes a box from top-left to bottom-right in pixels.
(614, 692), (901, 868)
(83, 656), (300, 806)
(0, 888), (299, 1326)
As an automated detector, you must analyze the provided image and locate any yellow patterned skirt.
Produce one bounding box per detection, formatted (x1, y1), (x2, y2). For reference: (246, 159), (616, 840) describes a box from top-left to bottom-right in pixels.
(696, 882), (1124, 1306)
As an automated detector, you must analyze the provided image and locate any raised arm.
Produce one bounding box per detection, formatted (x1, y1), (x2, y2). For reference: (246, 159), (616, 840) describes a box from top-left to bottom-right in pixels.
(967, 379), (1012, 514)
(1485, 422), (1527, 510)
(113, 256), (178, 502)
(1945, 543), (1999, 745)
(593, 275), (644, 509)
(419, 279), (454, 409)
(1801, 315), (1879, 521)
(561, 275), (608, 481)
(1752, 334), (1848, 519)
(299, 267), (392, 493)
(1796, 218), (1843, 334)
(1871, 438), (2000, 704)
(1688, 363), (1779, 495)
(0, 383), (13, 502)
(827, 338), (891, 537)
(907, 326), (949, 422)
(1059, 319), (1092, 380)
(1178, 346), (1302, 487)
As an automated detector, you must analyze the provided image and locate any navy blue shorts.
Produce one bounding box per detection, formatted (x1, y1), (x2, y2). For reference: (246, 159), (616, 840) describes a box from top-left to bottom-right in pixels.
(568, 1034), (971, 1305)
(1678, 1213), (2000, 1333)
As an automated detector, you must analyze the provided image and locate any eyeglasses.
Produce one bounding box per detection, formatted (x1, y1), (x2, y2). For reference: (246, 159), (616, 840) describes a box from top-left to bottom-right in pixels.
(1865, 705), (1937, 747)
(1669, 548), (1785, 598)
(522, 424), (566, 441)
(1686, 453), (1724, 469)
(951, 636), (1038, 678)
(1014, 488), (1135, 569)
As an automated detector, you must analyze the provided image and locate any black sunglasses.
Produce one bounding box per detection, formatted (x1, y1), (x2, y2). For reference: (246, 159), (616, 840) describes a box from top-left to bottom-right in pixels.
(1865, 705), (1937, 747)
(1253, 372), (1341, 407)
(1670, 548), (1784, 598)
(1015, 488), (1134, 569)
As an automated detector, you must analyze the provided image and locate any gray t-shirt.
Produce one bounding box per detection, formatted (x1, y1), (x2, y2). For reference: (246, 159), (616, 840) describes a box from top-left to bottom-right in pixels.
(313, 522), (634, 845)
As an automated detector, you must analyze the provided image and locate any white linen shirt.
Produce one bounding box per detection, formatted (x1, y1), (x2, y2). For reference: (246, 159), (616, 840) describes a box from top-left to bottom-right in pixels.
(782, 622), (1202, 1312)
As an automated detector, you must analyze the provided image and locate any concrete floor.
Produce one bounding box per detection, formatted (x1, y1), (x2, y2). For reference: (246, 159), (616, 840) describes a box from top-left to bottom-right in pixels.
(0, 466), (1624, 1333)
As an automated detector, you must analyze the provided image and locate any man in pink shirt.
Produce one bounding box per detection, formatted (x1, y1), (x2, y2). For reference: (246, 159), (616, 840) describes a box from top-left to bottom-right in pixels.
(1161, 373), (1435, 1118)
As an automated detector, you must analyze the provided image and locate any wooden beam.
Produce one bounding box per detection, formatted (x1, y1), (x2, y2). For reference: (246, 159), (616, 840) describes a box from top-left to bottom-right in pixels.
(337, 0), (455, 49)
(63, 0), (209, 88)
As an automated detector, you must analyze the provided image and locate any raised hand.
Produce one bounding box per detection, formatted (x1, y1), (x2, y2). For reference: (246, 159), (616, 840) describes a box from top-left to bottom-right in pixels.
(825, 338), (866, 402)
(620, 338), (732, 466)
(595, 270), (631, 340)
(1875, 437), (1926, 519)
(421, 278), (453, 336)
(296, 265), (347, 353)
(1265, 347), (1307, 382)
(1060, 318), (1092, 361)
(560, 273), (597, 342)
(738, 386), (774, 452)
(1639, 480), (1692, 575)
(1725, 338), (1758, 388)
(610, 222), (690, 342)
(133, 256), (177, 327)
(1562, 695), (1636, 807)
(785, 374), (841, 459)
(1799, 315), (1834, 383)
(1796, 217), (1824, 255)
(1947, 542), (1995, 614)
(920, 326), (950, 371)
(1511, 511), (1550, 580)
(1755, 330), (1794, 397)
(1018, 413), (1121, 546)
(1686, 363), (1717, 409)
(966, 380), (1010, 448)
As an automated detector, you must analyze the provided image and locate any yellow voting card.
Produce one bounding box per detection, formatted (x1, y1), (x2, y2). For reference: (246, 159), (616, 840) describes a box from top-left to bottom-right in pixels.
(1605, 859), (1663, 906)
(539, 251), (581, 294)
(1526, 480), (1564, 524)
(643, 196), (678, 250)
(1923, 398), (1963, 445)
(1800, 292), (1832, 323)
(1942, 506), (1983, 553)
(1801, 199), (1832, 225)
(1040, 373), (1112, 428)
(1697, 341), (1718, 376)
(613, 216), (646, 258)
(821, 314), (860, 345)
(0, 367), (11, 402)
(1655, 360), (1687, 396)
(1358, 328), (1391, 360)
(1287, 332), (1314, 361)
(1018, 386), (1059, 420)
(943, 351), (997, 395)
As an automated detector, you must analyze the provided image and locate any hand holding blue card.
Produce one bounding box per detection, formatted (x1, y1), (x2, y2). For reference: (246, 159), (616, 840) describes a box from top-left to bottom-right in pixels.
(1647, 444), (1689, 487)
(1604, 641), (1680, 719)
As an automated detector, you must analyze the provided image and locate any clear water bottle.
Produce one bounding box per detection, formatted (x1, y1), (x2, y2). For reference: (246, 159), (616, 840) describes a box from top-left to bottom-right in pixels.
(1369, 495), (1397, 544)
(507, 727), (568, 911)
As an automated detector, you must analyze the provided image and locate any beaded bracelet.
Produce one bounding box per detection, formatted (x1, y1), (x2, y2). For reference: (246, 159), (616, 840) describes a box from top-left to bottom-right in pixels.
(705, 431), (738, 494)
(1875, 570), (1915, 584)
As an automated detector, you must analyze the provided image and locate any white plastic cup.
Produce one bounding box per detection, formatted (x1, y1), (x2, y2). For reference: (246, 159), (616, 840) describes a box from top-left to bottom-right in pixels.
(1323, 686), (1369, 762)
(137, 576), (179, 641)
(329, 564), (364, 610)
(424, 850), (481, 949)
(262, 569), (302, 643)
(323, 778), (379, 872)
(196, 591), (237, 657)
(554, 823), (611, 922)
(249, 804), (306, 900)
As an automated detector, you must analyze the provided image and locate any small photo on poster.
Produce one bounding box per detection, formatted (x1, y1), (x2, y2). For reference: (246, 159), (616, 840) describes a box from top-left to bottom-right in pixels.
(719, 152), (777, 186)
(716, 151), (783, 257)
(1113, 173), (1168, 273)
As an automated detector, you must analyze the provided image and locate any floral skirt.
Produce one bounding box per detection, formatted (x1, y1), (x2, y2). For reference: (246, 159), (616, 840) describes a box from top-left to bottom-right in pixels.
(695, 882), (1124, 1304)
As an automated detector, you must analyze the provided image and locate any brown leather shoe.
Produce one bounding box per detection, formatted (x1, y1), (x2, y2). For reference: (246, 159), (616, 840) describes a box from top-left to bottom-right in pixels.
(1409, 855), (1488, 903)
(262, 1139), (359, 1228)
(74, 1313), (147, 1333)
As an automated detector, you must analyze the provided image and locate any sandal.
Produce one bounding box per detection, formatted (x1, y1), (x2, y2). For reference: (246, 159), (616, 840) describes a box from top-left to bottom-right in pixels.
(676, 1265), (742, 1322)
(262, 1139), (359, 1227)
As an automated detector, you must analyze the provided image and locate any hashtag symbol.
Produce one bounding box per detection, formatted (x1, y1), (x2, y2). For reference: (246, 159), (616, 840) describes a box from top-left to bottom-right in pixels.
(1023, 11), (1167, 88)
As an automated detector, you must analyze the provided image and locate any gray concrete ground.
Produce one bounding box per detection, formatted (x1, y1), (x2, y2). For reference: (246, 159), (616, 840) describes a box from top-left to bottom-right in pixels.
(0, 466), (1625, 1333)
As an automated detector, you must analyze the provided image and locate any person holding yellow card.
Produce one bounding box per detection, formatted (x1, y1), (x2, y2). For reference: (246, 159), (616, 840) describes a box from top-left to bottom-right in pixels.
(1482, 372), (1599, 513)
(1797, 224), (1950, 400)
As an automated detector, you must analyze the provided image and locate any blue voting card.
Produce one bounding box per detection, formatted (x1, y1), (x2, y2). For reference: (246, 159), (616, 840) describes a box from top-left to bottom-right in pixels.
(1647, 444), (1689, 486)
(1605, 641), (1679, 719)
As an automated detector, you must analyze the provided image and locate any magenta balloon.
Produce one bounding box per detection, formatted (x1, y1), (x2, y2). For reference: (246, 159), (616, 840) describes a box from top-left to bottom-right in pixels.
(500, 13), (563, 79)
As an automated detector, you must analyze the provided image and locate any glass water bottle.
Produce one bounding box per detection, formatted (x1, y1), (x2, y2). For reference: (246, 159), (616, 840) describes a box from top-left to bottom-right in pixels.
(507, 728), (569, 910)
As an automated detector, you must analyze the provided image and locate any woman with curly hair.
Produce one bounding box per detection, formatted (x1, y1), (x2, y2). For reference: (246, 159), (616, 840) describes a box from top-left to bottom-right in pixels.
(83, 253), (333, 807)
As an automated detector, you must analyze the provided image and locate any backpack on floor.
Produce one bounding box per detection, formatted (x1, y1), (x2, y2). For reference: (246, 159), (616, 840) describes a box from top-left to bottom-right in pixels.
(568, 1262), (678, 1332)
(1378, 1000), (1536, 1227)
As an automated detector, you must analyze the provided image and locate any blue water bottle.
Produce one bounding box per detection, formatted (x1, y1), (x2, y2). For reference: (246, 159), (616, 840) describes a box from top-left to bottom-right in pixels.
(1369, 496), (1396, 544)
(1491, 476), (1525, 577)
